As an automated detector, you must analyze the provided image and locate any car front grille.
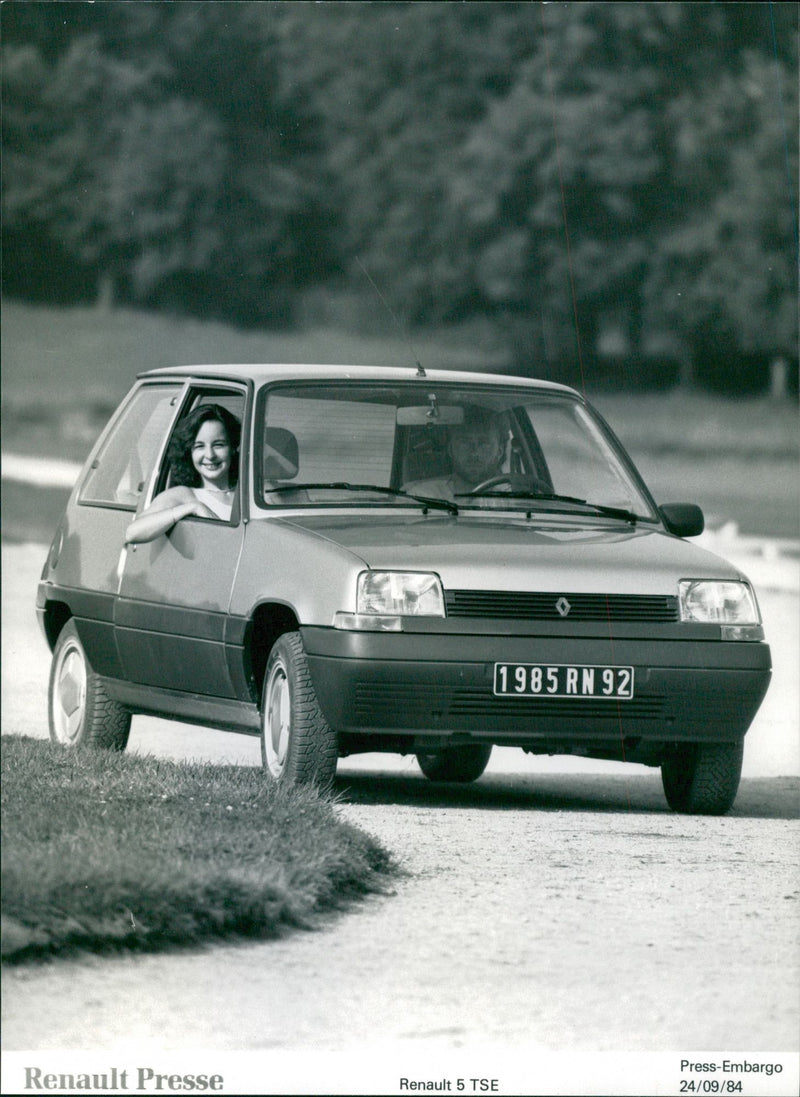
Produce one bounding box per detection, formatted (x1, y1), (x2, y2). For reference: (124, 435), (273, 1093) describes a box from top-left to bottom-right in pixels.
(445, 590), (679, 622)
(353, 683), (668, 724)
(448, 688), (667, 720)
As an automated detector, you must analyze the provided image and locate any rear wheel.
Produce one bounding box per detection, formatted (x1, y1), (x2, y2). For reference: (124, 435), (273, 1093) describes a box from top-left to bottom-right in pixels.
(48, 620), (131, 750)
(261, 631), (338, 789)
(661, 741), (744, 815)
(416, 744), (493, 783)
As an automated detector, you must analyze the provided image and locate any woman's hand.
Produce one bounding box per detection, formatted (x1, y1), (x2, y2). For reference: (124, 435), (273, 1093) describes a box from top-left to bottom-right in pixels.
(189, 499), (217, 519)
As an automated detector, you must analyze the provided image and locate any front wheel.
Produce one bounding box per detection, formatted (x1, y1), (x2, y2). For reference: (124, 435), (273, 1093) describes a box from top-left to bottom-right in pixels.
(416, 744), (493, 783)
(661, 741), (744, 815)
(261, 631), (338, 789)
(48, 620), (131, 750)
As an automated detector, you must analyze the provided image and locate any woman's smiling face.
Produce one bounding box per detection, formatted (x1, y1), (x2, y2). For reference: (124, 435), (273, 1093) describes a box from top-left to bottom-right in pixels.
(191, 419), (233, 489)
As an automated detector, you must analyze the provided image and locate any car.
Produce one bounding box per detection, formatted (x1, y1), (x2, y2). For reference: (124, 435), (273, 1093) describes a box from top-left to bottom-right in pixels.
(37, 362), (771, 814)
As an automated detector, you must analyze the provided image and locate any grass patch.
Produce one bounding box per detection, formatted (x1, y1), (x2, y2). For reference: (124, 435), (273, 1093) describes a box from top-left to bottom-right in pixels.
(1, 299), (500, 442)
(592, 391), (798, 462)
(3, 298), (796, 461)
(1, 736), (397, 962)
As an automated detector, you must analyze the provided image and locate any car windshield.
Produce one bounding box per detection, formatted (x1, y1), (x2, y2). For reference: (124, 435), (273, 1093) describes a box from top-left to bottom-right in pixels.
(256, 381), (657, 520)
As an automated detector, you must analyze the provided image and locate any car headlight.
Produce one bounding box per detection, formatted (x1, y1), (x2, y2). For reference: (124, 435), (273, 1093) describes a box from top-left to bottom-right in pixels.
(334, 571), (445, 630)
(358, 571), (445, 616)
(679, 579), (763, 639)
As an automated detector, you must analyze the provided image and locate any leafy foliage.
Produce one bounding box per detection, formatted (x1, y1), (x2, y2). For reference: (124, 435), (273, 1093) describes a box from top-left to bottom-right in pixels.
(1, 1), (797, 381)
(644, 48), (799, 361)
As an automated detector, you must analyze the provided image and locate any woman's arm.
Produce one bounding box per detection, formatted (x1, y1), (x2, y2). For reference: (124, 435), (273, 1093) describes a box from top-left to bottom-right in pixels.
(124, 490), (214, 544)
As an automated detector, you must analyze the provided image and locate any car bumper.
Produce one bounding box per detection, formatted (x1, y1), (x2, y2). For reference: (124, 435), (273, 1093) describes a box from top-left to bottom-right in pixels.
(301, 627), (771, 746)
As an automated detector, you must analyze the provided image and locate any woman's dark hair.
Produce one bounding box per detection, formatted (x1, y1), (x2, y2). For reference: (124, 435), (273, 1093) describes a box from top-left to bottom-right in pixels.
(167, 404), (241, 488)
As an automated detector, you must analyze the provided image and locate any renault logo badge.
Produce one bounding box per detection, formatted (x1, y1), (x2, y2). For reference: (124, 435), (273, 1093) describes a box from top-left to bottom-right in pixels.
(556, 597), (571, 617)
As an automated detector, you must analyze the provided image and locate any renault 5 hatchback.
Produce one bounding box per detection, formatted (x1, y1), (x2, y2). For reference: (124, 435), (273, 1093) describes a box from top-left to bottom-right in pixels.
(38, 363), (771, 814)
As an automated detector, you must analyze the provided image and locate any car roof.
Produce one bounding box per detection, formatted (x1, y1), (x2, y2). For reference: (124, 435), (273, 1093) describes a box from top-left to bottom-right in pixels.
(138, 361), (582, 396)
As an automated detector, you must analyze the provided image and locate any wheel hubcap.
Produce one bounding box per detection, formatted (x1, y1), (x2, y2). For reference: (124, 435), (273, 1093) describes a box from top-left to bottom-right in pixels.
(53, 641), (87, 743)
(264, 660), (291, 778)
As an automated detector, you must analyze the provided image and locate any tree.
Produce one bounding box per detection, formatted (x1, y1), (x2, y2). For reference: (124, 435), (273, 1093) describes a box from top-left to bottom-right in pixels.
(270, 1), (542, 322)
(121, 2), (337, 321)
(643, 48), (799, 376)
(3, 31), (225, 306)
(420, 2), (797, 383)
(2, 2), (335, 320)
(3, 0), (797, 361)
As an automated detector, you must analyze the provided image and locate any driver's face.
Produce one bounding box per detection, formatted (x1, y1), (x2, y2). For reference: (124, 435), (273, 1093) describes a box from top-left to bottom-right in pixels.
(449, 425), (504, 487)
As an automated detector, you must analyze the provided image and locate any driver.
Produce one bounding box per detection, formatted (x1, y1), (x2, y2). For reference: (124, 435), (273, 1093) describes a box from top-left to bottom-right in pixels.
(404, 405), (508, 503)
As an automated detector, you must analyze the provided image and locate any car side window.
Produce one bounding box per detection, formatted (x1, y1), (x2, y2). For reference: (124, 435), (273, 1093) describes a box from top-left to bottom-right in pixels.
(155, 387), (246, 514)
(80, 384), (182, 508)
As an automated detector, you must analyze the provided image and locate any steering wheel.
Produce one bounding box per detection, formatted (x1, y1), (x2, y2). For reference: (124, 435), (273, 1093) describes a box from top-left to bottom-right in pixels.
(467, 474), (550, 495)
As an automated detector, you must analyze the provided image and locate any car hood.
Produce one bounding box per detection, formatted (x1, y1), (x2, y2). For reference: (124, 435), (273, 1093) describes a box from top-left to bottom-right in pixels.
(277, 512), (747, 594)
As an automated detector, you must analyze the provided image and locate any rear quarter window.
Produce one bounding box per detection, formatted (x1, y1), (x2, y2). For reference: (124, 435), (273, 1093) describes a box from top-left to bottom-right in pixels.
(80, 384), (182, 508)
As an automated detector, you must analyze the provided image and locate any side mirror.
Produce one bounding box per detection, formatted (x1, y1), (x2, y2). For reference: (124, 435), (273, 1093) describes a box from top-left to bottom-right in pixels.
(658, 503), (705, 538)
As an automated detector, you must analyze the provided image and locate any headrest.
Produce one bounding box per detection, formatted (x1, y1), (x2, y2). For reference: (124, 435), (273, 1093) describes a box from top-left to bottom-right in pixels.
(263, 427), (299, 480)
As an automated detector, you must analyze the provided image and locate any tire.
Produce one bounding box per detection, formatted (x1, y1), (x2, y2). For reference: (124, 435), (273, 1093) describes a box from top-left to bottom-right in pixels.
(416, 744), (493, 783)
(661, 741), (744, 815)
(260, 631), (338, 789)
(48, 620), (131, 750)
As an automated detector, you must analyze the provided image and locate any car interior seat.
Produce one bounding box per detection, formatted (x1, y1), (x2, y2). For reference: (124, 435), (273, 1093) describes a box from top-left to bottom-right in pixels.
(263, 427), (299, 480)
(263, 427), (308, 502)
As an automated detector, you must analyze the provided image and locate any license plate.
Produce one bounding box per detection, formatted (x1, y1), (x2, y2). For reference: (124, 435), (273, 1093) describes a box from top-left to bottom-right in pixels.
(493, 663), (634, 699)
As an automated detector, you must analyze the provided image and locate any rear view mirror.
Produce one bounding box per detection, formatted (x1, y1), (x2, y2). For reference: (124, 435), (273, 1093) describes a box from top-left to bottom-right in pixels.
(397, 405), (465, 426)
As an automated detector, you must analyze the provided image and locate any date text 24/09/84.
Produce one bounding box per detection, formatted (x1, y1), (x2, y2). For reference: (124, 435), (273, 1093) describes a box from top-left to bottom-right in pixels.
(494, 663), (634, 698)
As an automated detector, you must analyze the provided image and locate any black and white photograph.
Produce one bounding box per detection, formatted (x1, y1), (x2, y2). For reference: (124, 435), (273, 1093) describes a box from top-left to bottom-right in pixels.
(1, 3), (798, 1095)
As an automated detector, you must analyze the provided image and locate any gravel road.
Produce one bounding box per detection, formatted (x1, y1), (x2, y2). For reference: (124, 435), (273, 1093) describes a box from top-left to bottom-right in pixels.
(2, 543), (799, 1095)
(3, 773), (799, 1053)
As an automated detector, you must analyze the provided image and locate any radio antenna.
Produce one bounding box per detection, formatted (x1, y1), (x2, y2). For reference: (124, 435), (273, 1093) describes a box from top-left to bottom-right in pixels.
(355, 257), (426, 376)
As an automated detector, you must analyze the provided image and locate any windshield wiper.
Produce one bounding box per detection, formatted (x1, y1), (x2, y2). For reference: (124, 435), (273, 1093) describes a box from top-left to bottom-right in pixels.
(267, 482), (459, 515)
(456, 490), (640, 523)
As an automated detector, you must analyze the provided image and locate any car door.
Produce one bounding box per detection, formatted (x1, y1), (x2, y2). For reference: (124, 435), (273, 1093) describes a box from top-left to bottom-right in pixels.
(50, 381), (185, 678)
(115, 384), (248, 698)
